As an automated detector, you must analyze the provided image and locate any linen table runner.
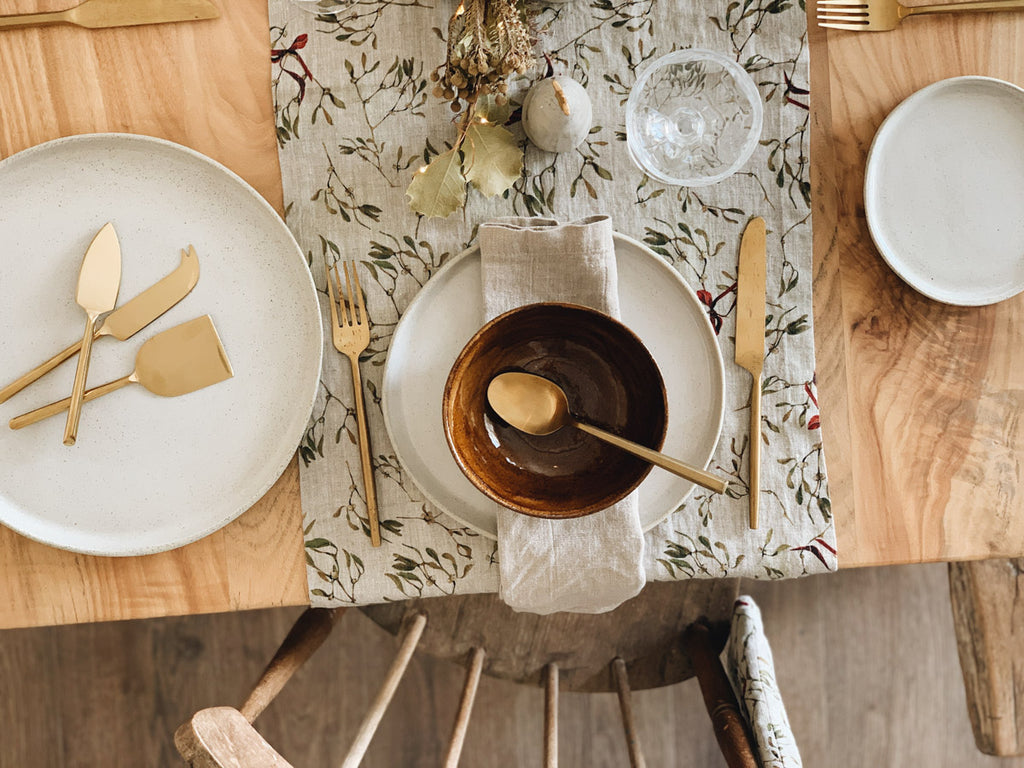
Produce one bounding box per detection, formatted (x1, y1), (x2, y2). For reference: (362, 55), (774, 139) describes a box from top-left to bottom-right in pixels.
(269, 0), (836, 608)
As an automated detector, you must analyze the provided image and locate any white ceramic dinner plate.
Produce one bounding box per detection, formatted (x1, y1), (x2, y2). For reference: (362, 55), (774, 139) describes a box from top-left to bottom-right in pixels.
(0, 134), (322, 556)
(382, 234), (725, 540)
(865, 76), (1024, 306)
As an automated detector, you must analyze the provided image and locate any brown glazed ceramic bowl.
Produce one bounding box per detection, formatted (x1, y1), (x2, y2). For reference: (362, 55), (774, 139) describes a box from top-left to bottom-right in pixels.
(442, 302), (668, 518)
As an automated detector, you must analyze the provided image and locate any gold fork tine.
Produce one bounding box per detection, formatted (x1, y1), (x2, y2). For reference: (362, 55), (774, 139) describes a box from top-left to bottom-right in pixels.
(324, 257), (342, 330)
(817, 0), (867, 5)
(334, 262), (352, 326)
(817, 5), (868, 12)
(820, 20), (870, 27)
(818, 13), (870, 19)
(350, 260), (367, 326)
(342, 260), (358, 326)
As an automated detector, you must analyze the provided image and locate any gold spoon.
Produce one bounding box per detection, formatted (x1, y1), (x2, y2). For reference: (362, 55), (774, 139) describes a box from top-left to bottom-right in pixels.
(487, 371), (728, 495)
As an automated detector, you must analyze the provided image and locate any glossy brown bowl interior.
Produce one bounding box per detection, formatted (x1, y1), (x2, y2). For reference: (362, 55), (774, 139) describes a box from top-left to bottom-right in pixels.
(443, 302), (668, 519)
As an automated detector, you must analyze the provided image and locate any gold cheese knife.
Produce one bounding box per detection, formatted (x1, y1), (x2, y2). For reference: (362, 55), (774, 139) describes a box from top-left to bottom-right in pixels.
(63, 223), (122, 446)
(735, 216), (767, 530)
(10, 316), (233, 430)
(0, 0), (219, 32)
(0, 246), (199, 405)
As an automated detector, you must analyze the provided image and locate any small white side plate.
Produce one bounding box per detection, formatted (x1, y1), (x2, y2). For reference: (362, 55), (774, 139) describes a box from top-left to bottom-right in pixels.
(0, 134), (323, 556)
(381, 234), (726, 540)
(865, 76), (1024, 306)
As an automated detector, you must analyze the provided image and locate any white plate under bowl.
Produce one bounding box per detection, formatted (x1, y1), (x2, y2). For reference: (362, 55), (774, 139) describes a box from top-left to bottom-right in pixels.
(865, 76), (1024, 306)
(382, 233), (725, 540)
(0, 134), (323, 556)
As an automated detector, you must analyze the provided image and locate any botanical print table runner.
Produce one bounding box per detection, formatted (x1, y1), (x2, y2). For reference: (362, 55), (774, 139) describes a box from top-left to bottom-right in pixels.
(269, 0), (836, 607)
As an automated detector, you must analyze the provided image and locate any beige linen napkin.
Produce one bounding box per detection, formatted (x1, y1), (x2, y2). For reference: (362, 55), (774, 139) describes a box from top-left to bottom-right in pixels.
(480, 215), (646, 614)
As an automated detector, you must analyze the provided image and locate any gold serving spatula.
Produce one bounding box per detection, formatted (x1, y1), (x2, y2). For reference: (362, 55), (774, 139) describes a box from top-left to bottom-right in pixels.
(735, 216), (767, 530)
(10, 316), (233, 431)
(0, 246), (199, 405)
(64, 223), (122, 446)
(0, 0), (219, 32)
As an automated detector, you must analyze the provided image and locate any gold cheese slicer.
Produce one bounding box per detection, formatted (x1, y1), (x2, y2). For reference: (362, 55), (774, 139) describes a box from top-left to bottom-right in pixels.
(10, 315), (233, 430)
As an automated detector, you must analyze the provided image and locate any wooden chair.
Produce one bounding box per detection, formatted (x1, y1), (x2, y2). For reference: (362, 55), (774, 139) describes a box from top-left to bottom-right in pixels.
(175, 580), (770, 768)
(949, 558), (1024, 756)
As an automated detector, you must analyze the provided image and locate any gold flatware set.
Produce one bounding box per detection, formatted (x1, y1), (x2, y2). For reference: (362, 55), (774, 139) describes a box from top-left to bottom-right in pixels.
(3, 224), (233, 440)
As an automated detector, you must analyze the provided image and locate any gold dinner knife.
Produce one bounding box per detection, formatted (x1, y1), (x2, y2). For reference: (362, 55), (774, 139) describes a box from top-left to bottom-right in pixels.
(735, 216), (767, 530)
(10, 316), (233, 430)
(0, 246), (199, 405)
(63, 223), (122, 446)
(0, 0), (219, 31)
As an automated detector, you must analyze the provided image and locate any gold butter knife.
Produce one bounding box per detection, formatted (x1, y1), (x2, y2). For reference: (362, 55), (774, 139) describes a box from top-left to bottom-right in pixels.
(0, 0), (219, 32)
(735, 217), (767, 530)
(64, 222), (122, 446)
(0, 247), (200, 405)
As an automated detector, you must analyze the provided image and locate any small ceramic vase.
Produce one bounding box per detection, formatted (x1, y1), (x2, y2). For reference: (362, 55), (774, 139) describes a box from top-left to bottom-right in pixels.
(522, 76), (593, 153)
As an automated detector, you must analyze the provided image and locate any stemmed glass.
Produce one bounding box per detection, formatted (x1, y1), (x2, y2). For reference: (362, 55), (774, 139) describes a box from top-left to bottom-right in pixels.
(626, 49), (764, 187)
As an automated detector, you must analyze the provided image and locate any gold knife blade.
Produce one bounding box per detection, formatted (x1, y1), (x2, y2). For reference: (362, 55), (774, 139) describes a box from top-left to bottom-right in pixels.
(735, 217), (767, 377)
(100, 246), (200, 341)
(734, 216), (767, 530)
(0, 0), (219, 32)
(0, 247), (200, 405)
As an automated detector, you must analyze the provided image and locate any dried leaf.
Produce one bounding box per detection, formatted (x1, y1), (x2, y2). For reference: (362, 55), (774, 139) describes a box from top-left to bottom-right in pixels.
(464, 123), (522, 198)
(475, 93), (513, 125)
(406, 148), (467, 218)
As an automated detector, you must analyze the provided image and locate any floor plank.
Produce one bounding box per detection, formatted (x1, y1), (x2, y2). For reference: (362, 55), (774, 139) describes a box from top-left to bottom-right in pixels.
(0, 564), (1019, 767)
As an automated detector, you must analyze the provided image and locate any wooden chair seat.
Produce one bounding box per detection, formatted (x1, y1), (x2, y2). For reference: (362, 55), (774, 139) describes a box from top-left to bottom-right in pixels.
(360, 579), (740, 692)
(175, 580), (767, 768)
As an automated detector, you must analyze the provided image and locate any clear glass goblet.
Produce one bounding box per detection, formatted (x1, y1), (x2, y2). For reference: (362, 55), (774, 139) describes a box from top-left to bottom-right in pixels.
(626, 49), (764, 187)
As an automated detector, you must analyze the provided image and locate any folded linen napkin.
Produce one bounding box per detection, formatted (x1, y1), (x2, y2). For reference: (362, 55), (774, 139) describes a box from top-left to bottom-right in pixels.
(480, 215), (646, 614)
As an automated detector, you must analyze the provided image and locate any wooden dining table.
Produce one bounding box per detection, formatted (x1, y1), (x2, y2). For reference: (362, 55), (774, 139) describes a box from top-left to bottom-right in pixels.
(1, 0), (1022, 631)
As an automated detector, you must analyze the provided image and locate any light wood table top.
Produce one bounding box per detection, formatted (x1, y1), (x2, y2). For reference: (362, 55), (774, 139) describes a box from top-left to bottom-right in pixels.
(0, 0), (1021, 629)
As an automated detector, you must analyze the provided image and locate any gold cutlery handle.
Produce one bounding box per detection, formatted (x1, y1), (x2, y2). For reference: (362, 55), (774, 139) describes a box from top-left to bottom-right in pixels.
(63, 314), (99, 446)
(0, 9), (71, 30)
(909, 0), (1024, 13)
(0, 330), (103, 405)
(9, 374), (134, 430)
(574, 421), (729, 495)
(748, 373), (761, 530)
(348, 354), (381, 547)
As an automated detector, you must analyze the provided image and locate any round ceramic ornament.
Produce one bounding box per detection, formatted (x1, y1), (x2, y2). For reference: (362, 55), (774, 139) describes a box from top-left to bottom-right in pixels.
(522, 76), (593, 153)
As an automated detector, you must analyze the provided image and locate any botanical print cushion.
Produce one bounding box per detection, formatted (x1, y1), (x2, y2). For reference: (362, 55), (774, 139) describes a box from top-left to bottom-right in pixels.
(726, 596), (802, 768)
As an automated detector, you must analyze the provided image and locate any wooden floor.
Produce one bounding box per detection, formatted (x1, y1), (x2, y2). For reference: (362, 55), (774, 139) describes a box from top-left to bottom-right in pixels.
(0, 563), (1020, 767)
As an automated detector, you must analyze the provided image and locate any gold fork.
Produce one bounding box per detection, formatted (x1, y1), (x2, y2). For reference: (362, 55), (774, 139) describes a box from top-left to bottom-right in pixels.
(325, 259), (381, 548)
(817, 0), (1024, 30)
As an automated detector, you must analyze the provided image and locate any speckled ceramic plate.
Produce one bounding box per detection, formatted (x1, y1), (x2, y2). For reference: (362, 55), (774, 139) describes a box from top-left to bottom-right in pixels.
(0, 134), (322, 556)
(865, 76), (1024, 306)
(382, 233), (725, 540)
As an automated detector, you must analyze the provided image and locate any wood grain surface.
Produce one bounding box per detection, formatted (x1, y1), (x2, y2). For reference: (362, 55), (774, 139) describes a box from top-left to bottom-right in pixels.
(949, 558), (1024, 755)
(2, 0), (1024, 628)
(1, 564), (1012, 767)
(815, 11), (1024, 568)
(0, 0), (309, 629)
